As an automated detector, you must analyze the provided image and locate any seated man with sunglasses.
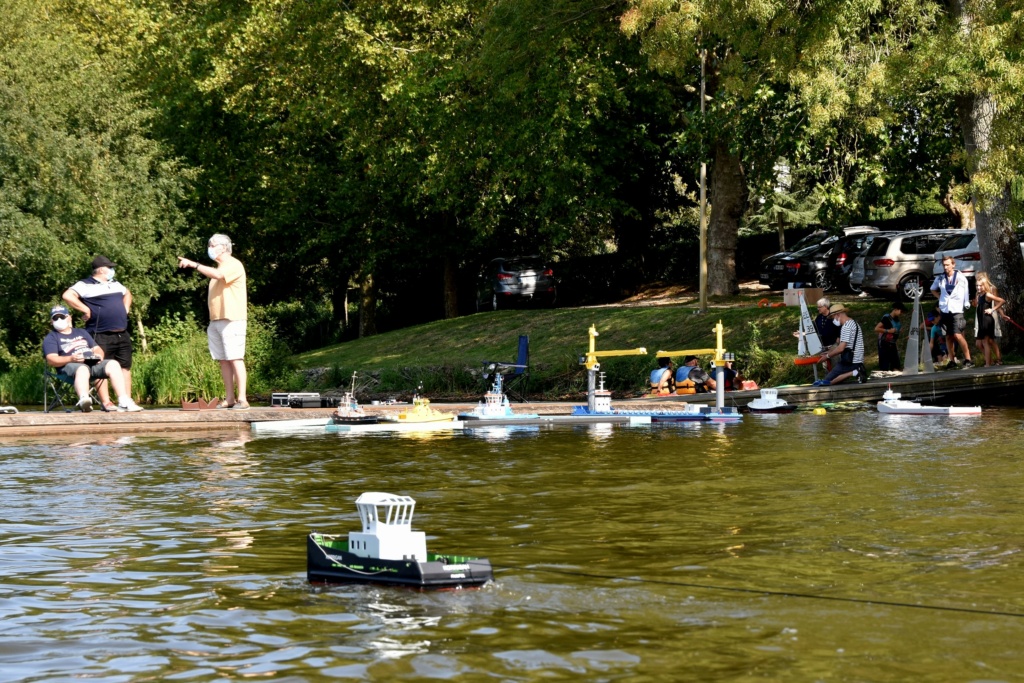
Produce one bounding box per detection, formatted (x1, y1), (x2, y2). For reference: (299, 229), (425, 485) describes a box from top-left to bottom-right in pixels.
(42, 305), (142, 412)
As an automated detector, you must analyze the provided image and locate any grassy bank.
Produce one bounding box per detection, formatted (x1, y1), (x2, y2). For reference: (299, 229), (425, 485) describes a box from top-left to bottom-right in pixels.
(5, 292), (1009, 406)
(292, 293), (925, 399)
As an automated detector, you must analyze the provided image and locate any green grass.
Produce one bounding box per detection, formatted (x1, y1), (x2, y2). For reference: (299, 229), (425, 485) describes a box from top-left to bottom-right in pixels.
(292, 293), (917, 398)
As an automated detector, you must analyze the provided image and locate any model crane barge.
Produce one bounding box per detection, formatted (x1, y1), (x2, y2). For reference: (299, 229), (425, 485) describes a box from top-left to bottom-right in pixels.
(307, 492), (493, 589)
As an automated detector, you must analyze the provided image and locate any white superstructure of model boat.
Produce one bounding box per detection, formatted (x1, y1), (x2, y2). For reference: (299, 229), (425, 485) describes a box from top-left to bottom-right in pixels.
(876, 386), (981, 415)
(459, 374), (538, 420)
(746, 388), (797, 414)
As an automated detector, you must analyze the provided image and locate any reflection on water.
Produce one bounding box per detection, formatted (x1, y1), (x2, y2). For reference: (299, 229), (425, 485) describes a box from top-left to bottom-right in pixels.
(3, 409), (1024, 680)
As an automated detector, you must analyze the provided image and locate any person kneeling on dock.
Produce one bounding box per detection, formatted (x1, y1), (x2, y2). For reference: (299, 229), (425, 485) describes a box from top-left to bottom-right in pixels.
(675, 355), (717, 394)
(813, 304), (866, 387)
(649, 357), (675, 395)
(43, 306), (143, 412)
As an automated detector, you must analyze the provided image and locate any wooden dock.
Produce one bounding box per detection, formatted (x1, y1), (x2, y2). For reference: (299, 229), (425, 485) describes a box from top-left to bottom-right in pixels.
(2, 365), (1021, 437)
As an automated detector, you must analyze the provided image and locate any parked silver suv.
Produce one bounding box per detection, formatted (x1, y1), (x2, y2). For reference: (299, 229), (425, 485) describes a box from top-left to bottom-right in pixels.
(931, 230), (1024, 289)
(859, 229), (960, 300)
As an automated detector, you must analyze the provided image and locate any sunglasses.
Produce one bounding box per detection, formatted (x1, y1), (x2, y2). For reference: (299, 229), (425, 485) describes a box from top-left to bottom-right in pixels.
(51, 314), (69, 320)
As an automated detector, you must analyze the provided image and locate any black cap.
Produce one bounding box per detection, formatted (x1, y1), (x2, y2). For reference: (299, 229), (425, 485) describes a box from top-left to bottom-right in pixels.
(684, 355), (699, 363)
(91, 255), (116, 270)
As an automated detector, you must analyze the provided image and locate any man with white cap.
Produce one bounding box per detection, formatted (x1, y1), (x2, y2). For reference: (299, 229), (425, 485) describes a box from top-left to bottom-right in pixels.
(42, 305), (142, 412)
(178, 234), (249, 410)
(63, 255), (135, 411)
(813, 303), (866, 386)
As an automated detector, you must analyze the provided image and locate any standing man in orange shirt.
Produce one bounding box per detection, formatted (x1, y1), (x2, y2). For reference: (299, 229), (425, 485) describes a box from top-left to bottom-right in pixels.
(178, 234), (249, 410)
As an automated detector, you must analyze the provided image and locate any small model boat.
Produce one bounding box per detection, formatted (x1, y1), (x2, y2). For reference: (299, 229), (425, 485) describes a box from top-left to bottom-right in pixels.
(380, 395), (455, 423)
(747, 388), (797, 414)
(331, 392), (379, 425)
(459, 374), (539, 420)
(307, 492), (493, 589)
(876, 386), (981, 415)
(331, 373), (380, 425)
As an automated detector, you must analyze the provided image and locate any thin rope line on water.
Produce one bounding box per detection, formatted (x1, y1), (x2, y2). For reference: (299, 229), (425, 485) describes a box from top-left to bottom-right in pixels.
(492, 564), (1024, 619)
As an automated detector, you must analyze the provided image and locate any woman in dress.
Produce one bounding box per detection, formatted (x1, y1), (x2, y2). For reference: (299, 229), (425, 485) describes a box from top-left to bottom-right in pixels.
(973, 273), (1005, 367)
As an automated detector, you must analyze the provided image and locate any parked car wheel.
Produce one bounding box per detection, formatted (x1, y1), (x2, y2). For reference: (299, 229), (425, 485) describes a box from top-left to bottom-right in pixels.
(845, 277), (863, 295)
(812, 270), (832, 291)
(898, 273), (927, 301)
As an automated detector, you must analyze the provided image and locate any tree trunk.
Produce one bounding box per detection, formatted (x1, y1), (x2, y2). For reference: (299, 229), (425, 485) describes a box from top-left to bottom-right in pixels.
(358, 271), (377, 338)
(940, 186), (974, 230)
(956, 92), (1024, 349)
(134, 310), (148, 354)
(708, 141), (745, 296)
(443, 255), (459, 319)
(330, 274), (352, 335)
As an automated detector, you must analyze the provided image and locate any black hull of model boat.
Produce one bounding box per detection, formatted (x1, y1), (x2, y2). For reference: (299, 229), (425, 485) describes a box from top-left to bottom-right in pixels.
(331, 415), (381, 425)
(307, 534), (492, 589)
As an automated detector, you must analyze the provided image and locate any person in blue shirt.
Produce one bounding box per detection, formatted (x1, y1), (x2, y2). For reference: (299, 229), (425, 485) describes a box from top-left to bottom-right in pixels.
(675, 355), (717, 393)
(649, 357), (674, 395)
(42, 305), (142, 412)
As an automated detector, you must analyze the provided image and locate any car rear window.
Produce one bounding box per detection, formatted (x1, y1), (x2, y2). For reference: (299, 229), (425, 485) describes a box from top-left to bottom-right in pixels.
(865, 237), (890, 257)
(789, 232), (826, 252)
(504, 258), (545, 272)
(938, 234), (975, 251)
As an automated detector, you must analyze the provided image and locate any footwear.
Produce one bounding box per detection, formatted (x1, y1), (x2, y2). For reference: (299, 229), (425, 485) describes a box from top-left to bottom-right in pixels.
(963, 359), (975, 369)
(811, 380), (830, 387)
(118, 400), (144, 412)
(102, 402), (118, 412)
(945, 360), (958, 370)
(215, 399), (234, 410)
(77, 396), (93, 413)
(228, 401), (250, 411)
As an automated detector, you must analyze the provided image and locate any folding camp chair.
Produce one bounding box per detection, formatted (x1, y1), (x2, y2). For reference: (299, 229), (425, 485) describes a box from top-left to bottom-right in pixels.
(43, 366), (103, 412)
(482, 335), (530, 402)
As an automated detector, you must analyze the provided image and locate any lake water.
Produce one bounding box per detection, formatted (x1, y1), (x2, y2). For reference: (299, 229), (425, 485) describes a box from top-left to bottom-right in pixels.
(2, 407), (1024, 681)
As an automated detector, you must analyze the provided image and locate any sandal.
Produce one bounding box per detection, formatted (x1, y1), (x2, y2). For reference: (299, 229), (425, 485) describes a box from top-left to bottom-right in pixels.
(215, 399), (235, 410)
(102, 402), (118, 412)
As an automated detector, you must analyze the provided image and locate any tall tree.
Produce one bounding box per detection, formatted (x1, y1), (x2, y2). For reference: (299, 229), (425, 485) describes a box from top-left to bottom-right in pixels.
(0, 0), (191, 358)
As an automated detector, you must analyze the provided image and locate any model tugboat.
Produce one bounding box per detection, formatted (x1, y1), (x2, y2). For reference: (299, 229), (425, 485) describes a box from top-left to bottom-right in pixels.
(876, 386), (981, 415)
(459, 374), (539, 420)
(307, 492), (493, 589)
(746, 388), (797, 414)
(330, 372), (380, 425)
(379, 389), (456, 423)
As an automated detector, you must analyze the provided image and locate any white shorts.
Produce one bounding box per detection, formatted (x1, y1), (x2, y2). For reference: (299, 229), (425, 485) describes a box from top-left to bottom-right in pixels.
(208, 319), (247, 361)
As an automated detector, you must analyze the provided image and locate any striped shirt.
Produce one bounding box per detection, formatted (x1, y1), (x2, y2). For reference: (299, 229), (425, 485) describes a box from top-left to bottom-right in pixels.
(839, 319), (865, 364)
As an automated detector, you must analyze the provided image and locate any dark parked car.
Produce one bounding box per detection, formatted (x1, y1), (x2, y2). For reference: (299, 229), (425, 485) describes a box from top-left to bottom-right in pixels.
(759, 226), (877, 290)
(826, 232), (878, 294)
(779, 238), (837, 291)
(476, 257), (557, 311)
(759, 231), (833, 289)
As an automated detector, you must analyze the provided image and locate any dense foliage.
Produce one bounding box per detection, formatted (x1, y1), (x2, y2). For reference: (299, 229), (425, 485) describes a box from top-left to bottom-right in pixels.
(4, 0), (1024, 391)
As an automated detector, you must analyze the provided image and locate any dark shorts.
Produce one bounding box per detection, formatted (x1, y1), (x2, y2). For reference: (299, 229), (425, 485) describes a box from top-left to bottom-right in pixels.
(60, 359), (113, 382)
(94, 331), (133, 369)
(940, 311), (966, 335)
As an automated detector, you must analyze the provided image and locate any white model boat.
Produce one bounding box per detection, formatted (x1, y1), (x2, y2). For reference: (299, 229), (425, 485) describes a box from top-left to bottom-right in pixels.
(876, 387), (981, 415)
(747, 388), (797, 414)
(459, 374), (539, 420)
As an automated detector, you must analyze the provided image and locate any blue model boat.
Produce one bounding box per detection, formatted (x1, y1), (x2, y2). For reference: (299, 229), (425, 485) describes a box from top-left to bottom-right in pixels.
(458, 374), (539, 420)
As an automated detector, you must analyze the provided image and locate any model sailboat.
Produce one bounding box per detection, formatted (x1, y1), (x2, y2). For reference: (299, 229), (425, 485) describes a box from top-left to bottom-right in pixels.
(793, 290), (823, 366)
